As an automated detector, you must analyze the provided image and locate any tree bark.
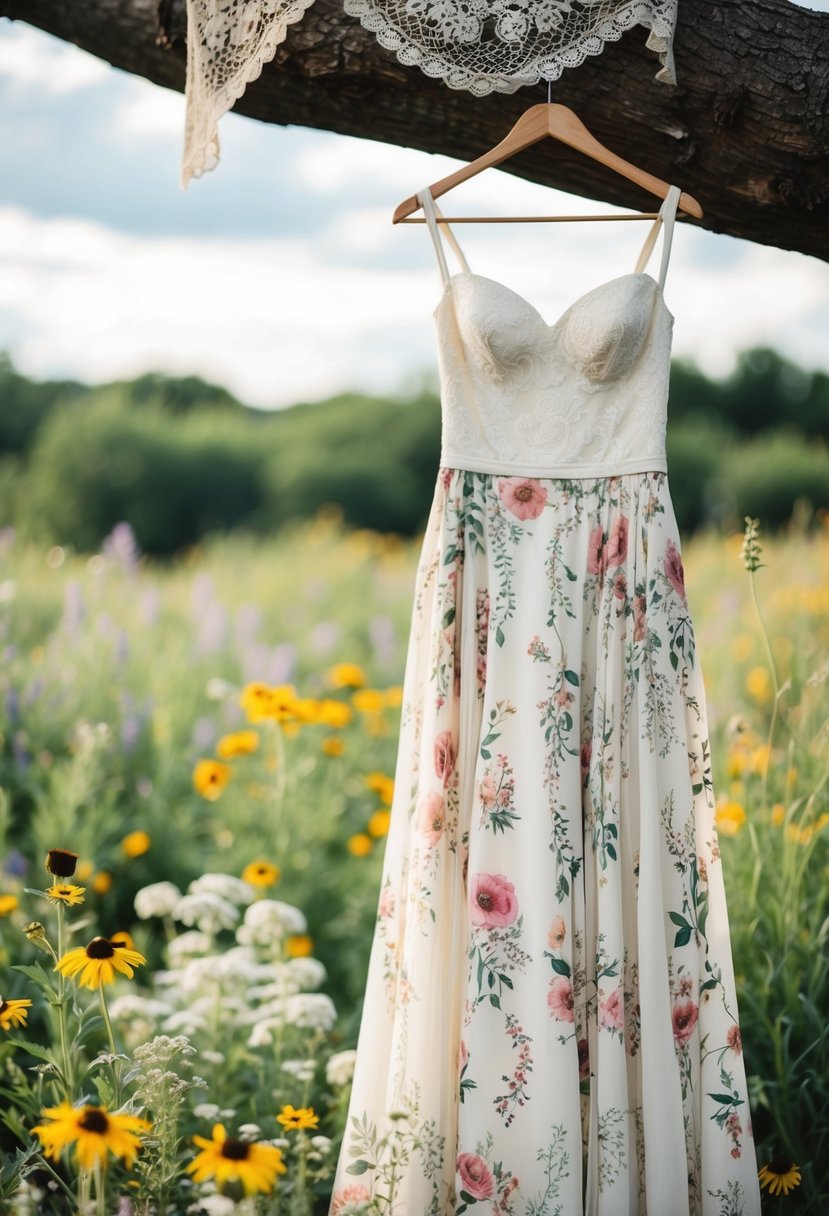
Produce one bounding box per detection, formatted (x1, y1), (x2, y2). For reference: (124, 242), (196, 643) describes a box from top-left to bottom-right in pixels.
(3, 0), (829, 259)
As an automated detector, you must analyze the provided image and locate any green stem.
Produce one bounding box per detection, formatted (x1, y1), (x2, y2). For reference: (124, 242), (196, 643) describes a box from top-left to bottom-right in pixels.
(95, 1161), (105, 1216)
(98, 979), (122, 1108)
(748, 566), (780, 699)
(33, 1155), (77, 1205)
(56, 903), (72, 1100)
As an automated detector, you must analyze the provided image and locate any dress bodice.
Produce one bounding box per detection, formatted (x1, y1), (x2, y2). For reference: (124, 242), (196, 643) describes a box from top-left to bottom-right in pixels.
(419, 185), (681, 477)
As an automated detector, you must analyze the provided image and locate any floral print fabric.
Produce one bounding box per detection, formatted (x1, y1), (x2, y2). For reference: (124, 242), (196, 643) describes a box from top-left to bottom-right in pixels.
(330, 469), (762, 1216)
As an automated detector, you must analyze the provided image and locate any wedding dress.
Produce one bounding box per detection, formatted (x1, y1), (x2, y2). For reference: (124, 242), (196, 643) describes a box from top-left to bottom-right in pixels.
(328, 186), (762, 1215)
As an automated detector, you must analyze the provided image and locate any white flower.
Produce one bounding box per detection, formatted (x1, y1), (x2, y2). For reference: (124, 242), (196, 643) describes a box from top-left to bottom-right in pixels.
(162, 1010), (209, 1035)
(189, 873), (254, 907)
(134, 881), (182, 920)
(311, 1134), (332, 1154)
(192, 1102), (221, 1121)
(174, 892), (239, 934)
(284, 993), (336, 1031)
(167, 930), (212, 961)
(286, 956), (326, 991)
(188, 1194), (237, 1215)
(236, 899), (307, 946)
(237, 1122), (262, 1138)
(326, 1049), (357, 1087)
(200, 1050), (225, 1065)
(247, 1016), (284, 1047)
(108, 994), (172, 1021)
(281, 1057), (316, 1082)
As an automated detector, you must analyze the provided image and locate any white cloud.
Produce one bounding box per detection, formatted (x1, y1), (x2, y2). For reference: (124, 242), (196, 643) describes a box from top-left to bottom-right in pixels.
(0, 24), (110, 94)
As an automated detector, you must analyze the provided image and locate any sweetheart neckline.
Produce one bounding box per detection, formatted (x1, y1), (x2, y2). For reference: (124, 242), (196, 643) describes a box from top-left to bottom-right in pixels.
(434, 269), (675, 332)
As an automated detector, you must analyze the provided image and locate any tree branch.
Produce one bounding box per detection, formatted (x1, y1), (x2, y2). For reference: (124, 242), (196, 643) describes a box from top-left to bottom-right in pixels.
(3, 0), (829, 259)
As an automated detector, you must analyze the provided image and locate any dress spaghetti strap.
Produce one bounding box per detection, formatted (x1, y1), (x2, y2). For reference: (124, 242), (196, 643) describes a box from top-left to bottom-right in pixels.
(418, 187), (471, 286)
(634, 184), (681, 291)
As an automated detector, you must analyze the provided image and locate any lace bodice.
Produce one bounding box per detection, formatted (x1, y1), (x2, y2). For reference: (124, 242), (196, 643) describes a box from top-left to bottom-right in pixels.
(419, 185), (680, 477)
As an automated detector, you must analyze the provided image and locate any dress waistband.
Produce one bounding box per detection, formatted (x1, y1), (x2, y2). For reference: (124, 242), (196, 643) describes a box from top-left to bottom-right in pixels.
(440, 452), (669, 478)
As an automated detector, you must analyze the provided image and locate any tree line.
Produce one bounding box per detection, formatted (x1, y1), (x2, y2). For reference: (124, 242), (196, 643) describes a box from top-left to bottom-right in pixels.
(0, 348), (827, 555)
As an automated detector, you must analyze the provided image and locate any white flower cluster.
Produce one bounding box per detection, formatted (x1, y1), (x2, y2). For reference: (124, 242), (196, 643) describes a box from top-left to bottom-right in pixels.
(326, 1049), (358, 1087)
(236, 899), (307, 946)
(134, 881), (182, 920)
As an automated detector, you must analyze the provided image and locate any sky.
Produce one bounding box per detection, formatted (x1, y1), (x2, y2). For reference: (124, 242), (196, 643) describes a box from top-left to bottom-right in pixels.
(0, 15), (828, 409)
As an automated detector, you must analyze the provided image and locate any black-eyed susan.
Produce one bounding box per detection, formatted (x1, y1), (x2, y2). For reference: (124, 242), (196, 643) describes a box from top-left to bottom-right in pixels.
(242, 861), (280, 888)
(56, 935), (146, 989)
(240, 682), (276, 723)
(109, 930), (137, 951)
(0, 997), (32, 1030)
(758, 1156), (802, 1197)
(317, 700), (353, 729)
(45, 849), (78, 879)
(276, 1105), (319, 1131)
(352, 689), (385, 715)
(216, 730), (260, 759)
(321, 736), (345, 757)
(347, 834), (373, 858)
(286, 934), (314, 958)
(121, 830), (151, 858)
(327, 663), (366, 690)
(187, 1123), (287, 1196)
(0, 894), (19, 916)
(32, 1102), (150, 1169)
(368, 810), (391, 838)
(193, 759), (232, 802)
(365, 772), (395, 806)
(46, 883), (85, 907)
(92, 871), (113, 895)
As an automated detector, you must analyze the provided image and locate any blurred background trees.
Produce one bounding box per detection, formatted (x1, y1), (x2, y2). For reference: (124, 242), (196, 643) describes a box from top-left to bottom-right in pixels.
(1, 347), (827, 555)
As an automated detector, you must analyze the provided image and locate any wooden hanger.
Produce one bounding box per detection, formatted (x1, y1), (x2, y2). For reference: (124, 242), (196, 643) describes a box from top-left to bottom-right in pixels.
(393, 102), (703, 224)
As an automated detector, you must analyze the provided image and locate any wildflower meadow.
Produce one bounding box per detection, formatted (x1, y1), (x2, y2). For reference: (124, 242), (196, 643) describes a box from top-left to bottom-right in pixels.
(0, 512), (826, 1213)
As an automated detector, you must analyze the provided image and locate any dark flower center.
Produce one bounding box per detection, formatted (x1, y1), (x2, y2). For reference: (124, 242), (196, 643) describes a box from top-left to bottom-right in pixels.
(477, 893), (493, 911)
(86, 937), (116, 959)
(515, 485), (533, 501)
(78, 1108), (109, 1134)
(767, 1156), (795, 1176)
(46, 848), (78, 878)
(220, 1139), (251, 1161)
(56, 887), (72, 897)
(0, 1000), (8, 1015)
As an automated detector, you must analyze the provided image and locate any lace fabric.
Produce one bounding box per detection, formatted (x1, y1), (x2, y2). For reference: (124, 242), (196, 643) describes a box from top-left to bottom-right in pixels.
(182, 0), (677, 184)
(182, 0), (318, 187)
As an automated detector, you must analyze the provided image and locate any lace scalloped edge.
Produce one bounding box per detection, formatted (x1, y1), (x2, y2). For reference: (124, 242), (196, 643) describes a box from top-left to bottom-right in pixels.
(341, 0), (677, 95)
(182, 0), (319, 188)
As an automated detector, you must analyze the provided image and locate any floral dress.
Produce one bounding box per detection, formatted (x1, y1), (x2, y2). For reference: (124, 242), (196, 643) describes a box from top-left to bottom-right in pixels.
(329, 187), (762, 1216)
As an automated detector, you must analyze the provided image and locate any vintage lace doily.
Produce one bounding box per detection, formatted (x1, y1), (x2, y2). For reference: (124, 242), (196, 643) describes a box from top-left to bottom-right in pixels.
(183, 0), (677, 186)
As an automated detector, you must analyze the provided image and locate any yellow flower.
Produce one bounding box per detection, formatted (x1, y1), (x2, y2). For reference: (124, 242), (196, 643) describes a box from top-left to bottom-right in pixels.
(46, 884), (86, 907)
(93, 872), (113, 895)
(746, 666), (772, 703)
(239, 684), (300, 724)
(217, 730), (260, 759)
(316, 700), (353, 729)
(0, 894), (19, 917)
(749, 744), (771, 776)
(76, 860), (94, 881)
(194, 759), (232, 802)
(726, 746), (748, 779)
(276, 1104), (319, 1131)
(348, 833), (373, 858)
(56, 935), (146, 989)
(786, 822), (814, 846)
(322, 736), (345, 757)
(286, 934), (314, 958)
(365, 772), (395, 806)
(32, 1103), (150, 1170)
(327, 663), (366, 690)
(0, 997), (32, 1030)
(715, 799), (747, 837)
(352, 689), (385, 714)
(242, 861), (280, 888)
(293, 698), (323, 724)
(383, 686), (404, 708)
(45, 849), (78, 879)
(770, 803), (786, 826)
(368, 810), (391, 838)
(122, 831), (151, 859)
(758, 1157), (801, 1197)
(187, 1124), (286, 1196)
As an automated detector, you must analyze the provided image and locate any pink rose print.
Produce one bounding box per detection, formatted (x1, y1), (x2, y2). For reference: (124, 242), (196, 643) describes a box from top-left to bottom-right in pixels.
(727, 1024), (743, 1054)
(577, 1037), (590, 1081)
(664, 539), (686, 598)
(547, 914), (566, 949)
(441, 467), (454, 491)
(378, 887), (395, 919)
(547, 976), (575, 1022)
(470, 872), (518, 928)
(331, 1184), (371, 1214)
(457, 1153), (494, 1200)
(587, 525), (606, 576)
(479, 773), (497, 808)
(498, 477), (547, 521)
(417, 791), (446, 847)
(580, 741), (592, 785)
(672, 998), (699, 1046)
(599, 987), (624, 1031)
(633, 593), (647, 642)
(606, 514), (629, 567)
(434, 730), (457, 788)
(613, 572), (627, 600)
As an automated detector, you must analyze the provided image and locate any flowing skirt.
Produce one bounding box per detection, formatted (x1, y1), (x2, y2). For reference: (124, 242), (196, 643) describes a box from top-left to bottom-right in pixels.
(329, 469), (762, 1216)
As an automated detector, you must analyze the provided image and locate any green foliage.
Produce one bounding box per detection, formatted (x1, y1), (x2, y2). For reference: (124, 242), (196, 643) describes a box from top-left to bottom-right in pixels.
(722, 431), (829, 527)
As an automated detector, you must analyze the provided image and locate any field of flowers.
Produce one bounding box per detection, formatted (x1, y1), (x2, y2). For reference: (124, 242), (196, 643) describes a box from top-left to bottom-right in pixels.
(0, 510), (827, 1214)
